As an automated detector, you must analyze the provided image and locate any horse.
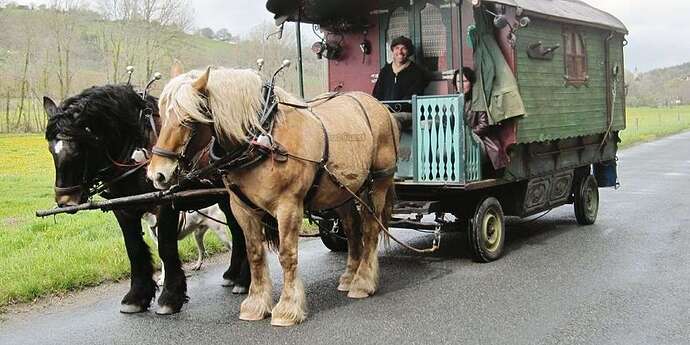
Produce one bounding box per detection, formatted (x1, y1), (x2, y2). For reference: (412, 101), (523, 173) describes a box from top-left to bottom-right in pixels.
(43, 83), (252, 315)
(147, 66), (400, 326)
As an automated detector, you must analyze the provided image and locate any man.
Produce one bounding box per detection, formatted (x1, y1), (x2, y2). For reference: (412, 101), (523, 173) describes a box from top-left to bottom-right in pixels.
(372, 36), (430, 112)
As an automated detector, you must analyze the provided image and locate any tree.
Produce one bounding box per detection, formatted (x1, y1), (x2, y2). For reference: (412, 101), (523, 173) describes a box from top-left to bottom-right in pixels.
(216, 28), (234, 42)
(198, 27), (215, 40)
(95, 0), (193, 82)
(48, 0), (84, 98)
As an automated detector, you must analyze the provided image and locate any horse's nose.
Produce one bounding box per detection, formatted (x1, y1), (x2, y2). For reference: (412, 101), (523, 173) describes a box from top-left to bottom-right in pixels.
(156, 172), (167, 184)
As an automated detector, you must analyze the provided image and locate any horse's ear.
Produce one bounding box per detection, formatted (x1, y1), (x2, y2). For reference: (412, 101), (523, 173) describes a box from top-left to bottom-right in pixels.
(192, 66), (211, 93)
(171, 59), (184, 78)
(43, 97), (58, 118)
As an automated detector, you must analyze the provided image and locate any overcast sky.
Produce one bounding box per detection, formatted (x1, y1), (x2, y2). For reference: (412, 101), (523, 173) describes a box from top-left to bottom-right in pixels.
(12, 0), (688, 72)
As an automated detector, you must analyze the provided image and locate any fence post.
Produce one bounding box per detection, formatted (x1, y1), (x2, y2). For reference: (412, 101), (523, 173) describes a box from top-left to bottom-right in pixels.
(4, 89), (9, 133)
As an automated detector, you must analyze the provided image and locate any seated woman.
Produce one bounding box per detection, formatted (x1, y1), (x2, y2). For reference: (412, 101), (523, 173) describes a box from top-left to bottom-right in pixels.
(454, 67), (508, 172)
(372, 36), (430, 113)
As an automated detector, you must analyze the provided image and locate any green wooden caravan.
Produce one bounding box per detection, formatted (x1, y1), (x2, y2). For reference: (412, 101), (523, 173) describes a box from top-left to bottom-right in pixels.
(266, 0), (627, 261)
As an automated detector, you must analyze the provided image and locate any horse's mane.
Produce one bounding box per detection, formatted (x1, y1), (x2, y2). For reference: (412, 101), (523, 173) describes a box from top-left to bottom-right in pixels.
(46, 85), (154, 148)
(159, 67), (302, 143)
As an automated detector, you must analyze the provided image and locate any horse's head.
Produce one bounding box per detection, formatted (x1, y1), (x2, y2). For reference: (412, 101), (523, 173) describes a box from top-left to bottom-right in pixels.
(44, 85), (152, 206)
(44, 96), (99, 207)
(148, 65), (214, 190)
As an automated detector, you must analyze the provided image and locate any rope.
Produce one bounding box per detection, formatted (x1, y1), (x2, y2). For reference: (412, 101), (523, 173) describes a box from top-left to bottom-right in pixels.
(322, 165), (439, 254)
(189, 209), (228, 226)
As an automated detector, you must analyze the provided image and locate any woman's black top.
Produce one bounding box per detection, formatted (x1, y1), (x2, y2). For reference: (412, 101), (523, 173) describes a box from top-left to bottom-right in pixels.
(372, 62), (429, 112)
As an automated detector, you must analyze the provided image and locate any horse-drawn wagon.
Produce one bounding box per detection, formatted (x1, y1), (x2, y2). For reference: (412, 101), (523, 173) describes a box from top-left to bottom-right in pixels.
(36, 0), (628, 326)
(267, 0), (627, 261)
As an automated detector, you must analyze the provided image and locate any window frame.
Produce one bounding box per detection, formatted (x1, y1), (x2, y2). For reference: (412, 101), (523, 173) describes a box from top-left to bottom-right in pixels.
(563, 26), (588, 86)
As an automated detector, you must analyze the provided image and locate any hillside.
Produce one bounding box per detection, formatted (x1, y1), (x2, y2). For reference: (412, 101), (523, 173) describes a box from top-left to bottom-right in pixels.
(626, 63), (690, 107)
(0, 5), (327, 132)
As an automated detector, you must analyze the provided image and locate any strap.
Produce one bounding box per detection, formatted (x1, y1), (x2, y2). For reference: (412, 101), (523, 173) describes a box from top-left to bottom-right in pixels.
(344, 94), (373, 133)
(227, 184), (264, 213)
(152, 146), (181, 160)
(304, 114), (330, 205)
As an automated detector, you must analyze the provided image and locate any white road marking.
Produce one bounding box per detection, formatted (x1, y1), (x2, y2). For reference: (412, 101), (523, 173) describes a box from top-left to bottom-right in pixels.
(664, 172), (688, 177)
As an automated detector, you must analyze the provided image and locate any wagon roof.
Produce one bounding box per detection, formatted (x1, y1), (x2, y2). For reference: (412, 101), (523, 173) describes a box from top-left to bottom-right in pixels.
(488, 0), (628, 34)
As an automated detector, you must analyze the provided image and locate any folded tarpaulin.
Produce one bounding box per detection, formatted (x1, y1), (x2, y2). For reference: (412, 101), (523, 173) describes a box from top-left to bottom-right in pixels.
(470, 7), (526, 124)
(266, 0), (369, 24)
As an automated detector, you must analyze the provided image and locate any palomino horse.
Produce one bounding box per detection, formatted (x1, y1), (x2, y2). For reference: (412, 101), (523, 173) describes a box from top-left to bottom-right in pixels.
(147, 66), (399, 326)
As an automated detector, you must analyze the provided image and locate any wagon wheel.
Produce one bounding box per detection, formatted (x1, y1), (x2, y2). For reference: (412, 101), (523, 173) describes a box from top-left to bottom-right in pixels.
(574, 174), (599, 225)
(318, 218), (348, 252)
(468, 197), (506, 263)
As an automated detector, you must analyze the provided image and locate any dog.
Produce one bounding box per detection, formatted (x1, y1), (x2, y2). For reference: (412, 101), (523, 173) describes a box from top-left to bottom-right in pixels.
(142, 205), (232, 285)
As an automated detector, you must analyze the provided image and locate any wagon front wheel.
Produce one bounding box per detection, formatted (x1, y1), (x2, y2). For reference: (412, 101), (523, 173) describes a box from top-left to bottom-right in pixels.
(468, 197), (505, 263)
(574, 174), (599, 225)
(318, 218), (348, 252)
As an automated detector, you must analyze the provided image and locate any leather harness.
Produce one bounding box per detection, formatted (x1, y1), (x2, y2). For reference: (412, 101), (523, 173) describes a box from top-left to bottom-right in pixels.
(155, 83), (397, 216)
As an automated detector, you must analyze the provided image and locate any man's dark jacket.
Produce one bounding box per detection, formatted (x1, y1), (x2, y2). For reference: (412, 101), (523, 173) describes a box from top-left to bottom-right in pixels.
(372, 62), (429, 111)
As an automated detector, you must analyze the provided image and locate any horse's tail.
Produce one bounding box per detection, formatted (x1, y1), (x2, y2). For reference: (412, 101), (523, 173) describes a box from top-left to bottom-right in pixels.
(262, 215), (281, 252)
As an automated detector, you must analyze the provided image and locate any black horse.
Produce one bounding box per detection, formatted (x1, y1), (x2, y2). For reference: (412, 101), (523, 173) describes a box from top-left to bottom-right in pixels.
(43, 84), (251, 314)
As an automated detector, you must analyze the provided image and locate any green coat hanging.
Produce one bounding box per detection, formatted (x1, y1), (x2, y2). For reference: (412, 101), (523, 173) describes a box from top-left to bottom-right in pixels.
(470, 7), (526, 124)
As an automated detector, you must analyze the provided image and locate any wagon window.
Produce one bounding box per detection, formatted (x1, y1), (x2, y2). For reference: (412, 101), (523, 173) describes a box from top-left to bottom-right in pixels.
(564, 28), (587, 85)
(420, 3), (448, 72)
(386, 7), (411, 63)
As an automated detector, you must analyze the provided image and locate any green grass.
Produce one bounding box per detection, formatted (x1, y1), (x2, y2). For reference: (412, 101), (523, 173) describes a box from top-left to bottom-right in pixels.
(0, 135), (226, 308)
(620, 105), (690, 148)
(1, 106), (689, 309)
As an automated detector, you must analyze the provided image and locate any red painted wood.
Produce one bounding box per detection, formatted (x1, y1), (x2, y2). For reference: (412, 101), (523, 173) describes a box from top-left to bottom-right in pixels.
(326, 4), (381, 93)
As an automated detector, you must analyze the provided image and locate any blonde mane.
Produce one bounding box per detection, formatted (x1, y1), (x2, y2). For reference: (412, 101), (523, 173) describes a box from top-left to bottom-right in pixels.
(159, 67), (301, 143)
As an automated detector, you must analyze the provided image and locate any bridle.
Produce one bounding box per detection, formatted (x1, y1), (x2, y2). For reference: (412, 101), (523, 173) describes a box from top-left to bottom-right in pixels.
(52, 112), (154, 200)
(151, 117), (209, 176)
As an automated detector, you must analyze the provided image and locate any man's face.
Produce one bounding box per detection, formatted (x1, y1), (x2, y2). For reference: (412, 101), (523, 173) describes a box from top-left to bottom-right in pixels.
(392, 44), (409, 64)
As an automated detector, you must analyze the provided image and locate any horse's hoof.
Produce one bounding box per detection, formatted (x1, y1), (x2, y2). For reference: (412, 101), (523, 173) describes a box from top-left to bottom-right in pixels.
(155, 305), (180, 315)
(232, 285), (248, 294)
(119, 304), (146, 314)
(337, 282), (350, 292)
(221, 279), (235, 287)
(239, 310), (269, 321)
(347, 289), (370, 299)
(271, 316), (300, 327)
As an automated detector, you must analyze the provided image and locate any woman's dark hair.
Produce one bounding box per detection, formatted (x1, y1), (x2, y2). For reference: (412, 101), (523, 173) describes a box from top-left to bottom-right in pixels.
(453, 67), (477, 100)
(390, 36), (415, 55)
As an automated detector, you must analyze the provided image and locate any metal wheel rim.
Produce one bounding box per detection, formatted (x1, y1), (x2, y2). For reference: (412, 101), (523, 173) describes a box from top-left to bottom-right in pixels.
(481, 211), (502, 253)
(584, 181), (599, 219)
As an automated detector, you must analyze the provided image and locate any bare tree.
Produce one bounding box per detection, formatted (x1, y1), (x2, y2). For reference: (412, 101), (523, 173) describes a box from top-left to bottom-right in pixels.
(95, 0), (192, 81)
(48, 0), (83, 99)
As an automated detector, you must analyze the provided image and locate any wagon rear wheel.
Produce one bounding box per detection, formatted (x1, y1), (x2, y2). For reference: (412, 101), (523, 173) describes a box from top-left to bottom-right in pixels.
(574, 174), (599, 225)
(468, 197), (506, 263)
(318, 218), (348, 252)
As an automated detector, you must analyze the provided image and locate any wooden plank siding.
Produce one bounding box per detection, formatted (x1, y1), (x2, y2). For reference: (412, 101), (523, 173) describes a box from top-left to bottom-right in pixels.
(513, 18), (624, 143)
(608, 34), (626, 132)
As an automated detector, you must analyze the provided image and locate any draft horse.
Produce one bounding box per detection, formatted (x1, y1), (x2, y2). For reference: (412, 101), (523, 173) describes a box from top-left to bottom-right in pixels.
(148, 66), (400, 326)
(43, 84), (251, 315)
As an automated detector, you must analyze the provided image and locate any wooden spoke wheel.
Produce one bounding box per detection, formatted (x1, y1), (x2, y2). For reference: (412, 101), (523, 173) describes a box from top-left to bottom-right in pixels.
(318, 218), (348, 252)
(468, 197), (506, 263)
(574, 174), (599, 225)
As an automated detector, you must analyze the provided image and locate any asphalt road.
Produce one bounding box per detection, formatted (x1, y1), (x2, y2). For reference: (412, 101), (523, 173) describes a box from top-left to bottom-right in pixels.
(2, 132), (690, 345)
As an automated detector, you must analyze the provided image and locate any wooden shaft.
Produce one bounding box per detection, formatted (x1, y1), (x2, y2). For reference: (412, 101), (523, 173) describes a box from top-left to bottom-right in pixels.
(35, 188), (229, 217)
